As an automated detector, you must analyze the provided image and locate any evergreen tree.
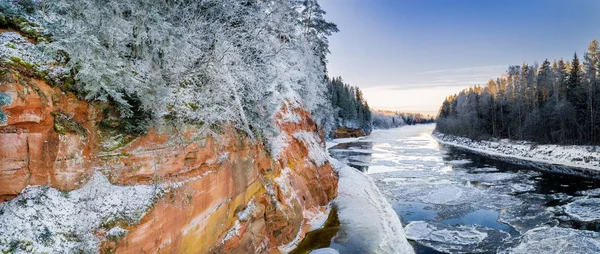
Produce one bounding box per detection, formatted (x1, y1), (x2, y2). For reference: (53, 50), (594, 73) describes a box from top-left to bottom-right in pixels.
(436, 39), (600, 145)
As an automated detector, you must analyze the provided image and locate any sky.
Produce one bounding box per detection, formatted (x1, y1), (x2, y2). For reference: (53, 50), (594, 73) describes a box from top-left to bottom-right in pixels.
(319, 0), (600, 116)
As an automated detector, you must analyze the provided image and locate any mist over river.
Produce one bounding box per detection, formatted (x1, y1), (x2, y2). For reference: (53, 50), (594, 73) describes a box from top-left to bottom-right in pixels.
(328, 124), (600, 253)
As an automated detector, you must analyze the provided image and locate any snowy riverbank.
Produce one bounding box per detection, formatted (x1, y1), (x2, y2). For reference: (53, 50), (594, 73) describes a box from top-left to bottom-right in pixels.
(432, 132), (600, 176)
(325, 158), (414, 253)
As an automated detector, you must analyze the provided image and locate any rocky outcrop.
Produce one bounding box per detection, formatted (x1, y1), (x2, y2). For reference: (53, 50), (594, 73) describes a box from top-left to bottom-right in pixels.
(0, 64), (338, 252)
(334, 127), (365, 138)
(0, 66), (96, 201)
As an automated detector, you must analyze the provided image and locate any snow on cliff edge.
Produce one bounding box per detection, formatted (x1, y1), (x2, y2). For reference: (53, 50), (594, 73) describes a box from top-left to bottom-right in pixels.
(432, 132), (600, 173)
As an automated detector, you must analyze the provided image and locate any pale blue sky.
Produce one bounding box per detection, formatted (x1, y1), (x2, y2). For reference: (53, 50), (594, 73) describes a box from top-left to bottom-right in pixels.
(319, 0), (600, 115)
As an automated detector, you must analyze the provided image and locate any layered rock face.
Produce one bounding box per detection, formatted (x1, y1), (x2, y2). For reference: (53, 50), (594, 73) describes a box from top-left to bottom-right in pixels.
(0, 65), (338, 252)
(0, 65), (95, 201)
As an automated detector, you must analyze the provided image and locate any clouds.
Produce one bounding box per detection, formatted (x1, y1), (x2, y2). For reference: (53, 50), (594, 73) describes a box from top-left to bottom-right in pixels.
(415, 65), (507, 75)
(369, 65), (505, 92)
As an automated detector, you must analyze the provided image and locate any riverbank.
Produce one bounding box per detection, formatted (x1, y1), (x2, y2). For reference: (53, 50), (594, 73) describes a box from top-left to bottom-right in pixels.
(327, 158), (414, 253)
(432, 132), (600, 177)
(296, 133), (415, 253)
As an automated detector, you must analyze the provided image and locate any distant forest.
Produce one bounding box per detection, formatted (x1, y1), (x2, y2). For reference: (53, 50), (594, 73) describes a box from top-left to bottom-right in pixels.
(327, 77), (372, 135)
(436, 39), (600, 145)
(373, 110), (435, 129)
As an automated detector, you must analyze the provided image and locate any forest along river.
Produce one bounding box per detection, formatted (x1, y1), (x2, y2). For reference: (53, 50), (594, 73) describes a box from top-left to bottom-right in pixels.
(328, 124), (600, 253)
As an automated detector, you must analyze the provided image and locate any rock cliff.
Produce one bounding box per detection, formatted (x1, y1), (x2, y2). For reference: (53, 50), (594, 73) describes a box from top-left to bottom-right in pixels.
(0, 63), (338, 253)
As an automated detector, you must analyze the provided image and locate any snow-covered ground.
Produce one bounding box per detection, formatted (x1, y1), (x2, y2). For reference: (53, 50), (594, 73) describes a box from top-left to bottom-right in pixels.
(432, 132), (600, 176)
(329, 158), (414, 253)
(0, 172), (160, 253)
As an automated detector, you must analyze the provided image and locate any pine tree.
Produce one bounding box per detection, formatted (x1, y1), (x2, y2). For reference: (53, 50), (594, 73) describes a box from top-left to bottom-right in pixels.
(584, 40), (599, 142)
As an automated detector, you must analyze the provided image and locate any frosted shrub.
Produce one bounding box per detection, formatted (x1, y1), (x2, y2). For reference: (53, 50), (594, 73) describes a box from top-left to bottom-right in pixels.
(0, 92), (11, 124)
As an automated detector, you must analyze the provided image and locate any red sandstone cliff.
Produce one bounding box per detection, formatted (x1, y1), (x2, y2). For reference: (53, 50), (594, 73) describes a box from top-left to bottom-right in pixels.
(0, 64), (338, 253)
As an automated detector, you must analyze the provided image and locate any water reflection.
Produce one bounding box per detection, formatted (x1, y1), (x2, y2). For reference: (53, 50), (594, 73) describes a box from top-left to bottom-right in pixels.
(328, 141), (374, 172)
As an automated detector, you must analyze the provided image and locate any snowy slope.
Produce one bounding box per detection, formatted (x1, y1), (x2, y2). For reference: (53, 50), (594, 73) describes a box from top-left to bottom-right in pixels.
(329, 158), (415, 253)
(432, 132), (600, 176)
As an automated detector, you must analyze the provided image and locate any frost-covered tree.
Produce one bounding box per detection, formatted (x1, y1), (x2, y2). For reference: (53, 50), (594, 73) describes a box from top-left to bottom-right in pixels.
(0, 0), (339, 142)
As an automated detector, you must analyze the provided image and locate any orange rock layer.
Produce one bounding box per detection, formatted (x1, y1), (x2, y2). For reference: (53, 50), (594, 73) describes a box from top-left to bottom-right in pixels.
(0, 64), (338, 253)
(334, 127), (365, 138)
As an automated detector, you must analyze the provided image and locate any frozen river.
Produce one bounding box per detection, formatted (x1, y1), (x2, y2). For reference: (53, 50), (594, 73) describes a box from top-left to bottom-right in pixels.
(328, 124), (600, 253)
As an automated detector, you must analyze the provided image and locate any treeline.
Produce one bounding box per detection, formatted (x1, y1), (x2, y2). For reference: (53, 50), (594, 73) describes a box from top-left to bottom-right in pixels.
(372, 110), (435, 129)
(437, 39), (600, 145)
(327, 77), (372, 135)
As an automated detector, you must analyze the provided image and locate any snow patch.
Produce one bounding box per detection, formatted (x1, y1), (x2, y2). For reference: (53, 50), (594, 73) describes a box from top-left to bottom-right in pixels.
(269, 132), (291, 160)
(0, 172), (158, 253)
(106, 226), (128, 240)
(221, 220), (241, 244)
(237, 199), (256, 222)
(294, 131), (328, 166)
(433, 132), (600, 175)
(274, 167), (297, 208)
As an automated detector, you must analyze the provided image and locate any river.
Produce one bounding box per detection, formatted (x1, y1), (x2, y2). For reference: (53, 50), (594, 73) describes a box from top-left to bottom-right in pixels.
(327, 124), (600, 253)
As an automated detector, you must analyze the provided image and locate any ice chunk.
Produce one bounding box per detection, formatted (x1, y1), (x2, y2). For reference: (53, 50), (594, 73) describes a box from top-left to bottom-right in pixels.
(310, 248), (340, 254)
(447, 159), (472, 165)
(471, 167), (500, 173)
(421, 185), (465, 205)
(405, 221), (509, 253)
(501, 227), (600, 254)
(510, 183), (536, 193)
(576, 188), (600, 197)
(563, 198), (600, 222)
(406, 221), (487, 245)
(465, 172), (518, 184)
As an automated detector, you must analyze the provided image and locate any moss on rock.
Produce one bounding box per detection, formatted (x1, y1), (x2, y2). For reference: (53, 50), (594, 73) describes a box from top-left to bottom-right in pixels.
(51, 111), (87, 137)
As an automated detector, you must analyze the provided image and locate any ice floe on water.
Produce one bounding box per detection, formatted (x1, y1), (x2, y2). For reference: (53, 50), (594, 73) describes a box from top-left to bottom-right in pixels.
(405, 221), (510, 253)
(498, 205), (555, 234)
(501, 227), (600, 254)
(576, 188), (600, 197)
(329, 125), (600, 253)
(510, 183), (536, 193)
(446, 159), (472, 165)
(464, 172), (518, 184)
(562, 198), (600, 222)
(420, 185), (467, 205)
(471, 167), (500, 173)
